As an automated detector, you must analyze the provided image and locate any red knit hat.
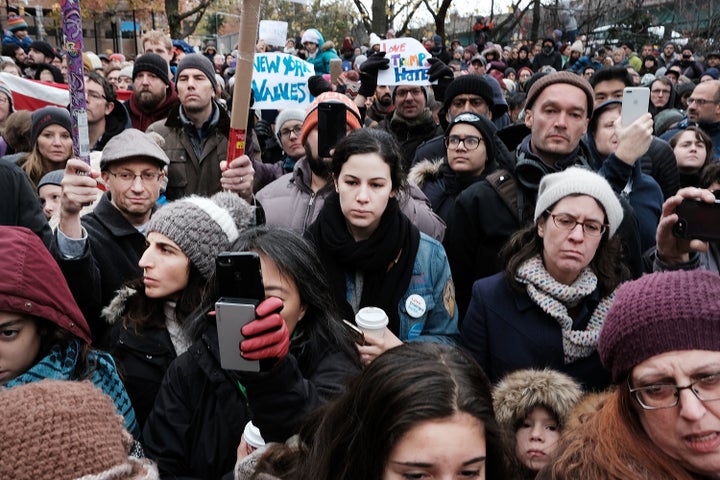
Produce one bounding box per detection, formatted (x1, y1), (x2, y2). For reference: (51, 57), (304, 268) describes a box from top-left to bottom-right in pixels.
(300, 91), (362, 145)
(598, 270), (720, 383)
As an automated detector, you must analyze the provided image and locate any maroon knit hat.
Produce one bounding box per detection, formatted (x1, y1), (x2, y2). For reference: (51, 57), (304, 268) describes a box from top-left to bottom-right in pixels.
(524, 71), (594, 118)
(598, 270), (720, 383)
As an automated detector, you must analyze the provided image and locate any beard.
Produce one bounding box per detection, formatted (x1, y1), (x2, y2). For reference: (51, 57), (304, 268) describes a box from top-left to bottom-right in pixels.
(304, 142), (331, 178)
(135, 89), (166, 112)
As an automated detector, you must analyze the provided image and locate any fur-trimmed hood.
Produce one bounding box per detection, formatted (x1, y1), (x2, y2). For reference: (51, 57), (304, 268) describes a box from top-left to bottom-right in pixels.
(493, 368), (582, 429)
(101, 285), (137, 325)
(408, 158), (444, 189)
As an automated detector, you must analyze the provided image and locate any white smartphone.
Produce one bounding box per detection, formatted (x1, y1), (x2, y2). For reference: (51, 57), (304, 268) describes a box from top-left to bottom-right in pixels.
(621, 87), (650, 127)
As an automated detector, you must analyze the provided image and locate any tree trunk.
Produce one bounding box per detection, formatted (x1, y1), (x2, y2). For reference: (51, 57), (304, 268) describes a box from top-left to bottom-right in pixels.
(530, 0), (541, 42)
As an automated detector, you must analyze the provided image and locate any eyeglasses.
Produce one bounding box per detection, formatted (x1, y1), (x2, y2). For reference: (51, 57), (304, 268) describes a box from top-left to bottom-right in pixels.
(395, 87), (423, 98)
(546, 211), (607, 237)
(451, 97), (487, 109)
(445, 135), (483, 150)
(687, 97), (719, 106)
(107, 171), (163, 184)
(651, 89), (671, 96)
(87, 91), (106, 101)
(279, 125), (302, 138)
(628, 373), (720, 410)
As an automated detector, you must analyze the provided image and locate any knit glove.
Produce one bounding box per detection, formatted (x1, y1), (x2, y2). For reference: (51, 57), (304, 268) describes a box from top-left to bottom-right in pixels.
(427, 57), (454, 103)
(358, 52), (389, 98)
(240, 297), (289, 369)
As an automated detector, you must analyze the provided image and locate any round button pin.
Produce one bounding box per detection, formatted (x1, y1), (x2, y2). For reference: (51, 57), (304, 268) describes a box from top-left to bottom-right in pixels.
(405, 294), (426, 318)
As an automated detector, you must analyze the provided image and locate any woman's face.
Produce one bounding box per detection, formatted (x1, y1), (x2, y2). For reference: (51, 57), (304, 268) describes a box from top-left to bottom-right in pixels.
(515, 406), (561, 472)
(537, 195), (605, 285)
(631, 350), (720, 477)
(258, 252), (306, 335)
(519, 70), (532, 83)
(0, 312), (41, 385)
(37, 124), (72, 164)
(39, 69), (55, 82)
(673, 130), (708, 173)
(384, 412), (486, 479)
(335, 152), (394, 241)
(138, 232), (190, 300)
(447, 123), (487, 177)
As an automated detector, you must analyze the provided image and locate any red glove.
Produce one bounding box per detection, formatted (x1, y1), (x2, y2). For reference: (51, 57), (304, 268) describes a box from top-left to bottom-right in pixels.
(240, 297), (289, 361)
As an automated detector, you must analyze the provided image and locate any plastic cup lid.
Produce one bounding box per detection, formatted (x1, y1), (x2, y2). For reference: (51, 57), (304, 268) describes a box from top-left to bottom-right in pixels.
(244, 421), (266, 449)
(355, 306), (389, 329)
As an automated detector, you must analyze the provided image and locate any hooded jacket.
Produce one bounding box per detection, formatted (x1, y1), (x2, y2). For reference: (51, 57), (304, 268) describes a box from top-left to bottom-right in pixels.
(305, 32), (340, 75)
(0, 225), (139, 438)
(93, 99), (132, 151)
(0, 159), (52, 247)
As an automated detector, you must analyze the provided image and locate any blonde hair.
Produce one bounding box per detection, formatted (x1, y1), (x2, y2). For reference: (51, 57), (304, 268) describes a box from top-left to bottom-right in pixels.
(141, 30), (172, 52)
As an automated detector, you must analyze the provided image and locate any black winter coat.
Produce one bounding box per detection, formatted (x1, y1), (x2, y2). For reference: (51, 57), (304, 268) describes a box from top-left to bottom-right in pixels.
(0, 159), (51, 246)
(142, 321), (359, 480)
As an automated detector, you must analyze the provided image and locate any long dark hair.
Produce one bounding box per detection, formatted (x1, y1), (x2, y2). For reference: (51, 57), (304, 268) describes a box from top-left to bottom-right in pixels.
(122, 262), (212, 330)
(331, 128), (408, 194)
(230, 226), (361, 368)
(289, 343), (511, 479)
(503, 195), (630, 296)
(36, 317), (95, 379)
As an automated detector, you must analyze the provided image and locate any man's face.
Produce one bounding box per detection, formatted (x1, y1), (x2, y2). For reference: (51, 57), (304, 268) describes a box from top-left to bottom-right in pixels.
(468, 61), (485, 75)
(394, 86), (426, 120)
(447, 94), (490, 121)
(117, 75), (132, 90)
(709, 56), (720, 68)
(524, 83), (589, 164)
(664, 44), (675, 57)
(133, 71), (167, 111)
(687, 81), (720, 123)
(593, 79), (625, 106)
(101, 158), (163, 223)
(641, 45), (653, 57)
(176, 68), (214, 116)
(27, 48), (48, 65)
(143, 41), (172, 64)
(375, 85), (392, 107)
(85, 79), (113, 124)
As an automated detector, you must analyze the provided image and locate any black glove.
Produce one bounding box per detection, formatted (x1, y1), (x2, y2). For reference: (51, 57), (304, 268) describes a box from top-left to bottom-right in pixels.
(308, 75), (331, 97)
(426, 57), (454, 103)
(358, 52), (390, 98)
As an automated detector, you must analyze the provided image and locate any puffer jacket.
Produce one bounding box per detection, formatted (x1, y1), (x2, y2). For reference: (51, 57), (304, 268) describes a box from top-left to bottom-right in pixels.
(256, 157), (446, 240)
(147, 101), (229, 200)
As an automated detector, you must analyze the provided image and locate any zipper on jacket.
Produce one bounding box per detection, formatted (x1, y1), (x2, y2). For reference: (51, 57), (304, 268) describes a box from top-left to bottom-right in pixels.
(303, 192), (316, 230)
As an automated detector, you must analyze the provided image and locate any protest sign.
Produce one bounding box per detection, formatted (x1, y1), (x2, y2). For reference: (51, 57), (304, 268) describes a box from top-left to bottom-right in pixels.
(259, 20), (288, 48)
(377, 37), (434, 86)
(251, 52), (315, 109)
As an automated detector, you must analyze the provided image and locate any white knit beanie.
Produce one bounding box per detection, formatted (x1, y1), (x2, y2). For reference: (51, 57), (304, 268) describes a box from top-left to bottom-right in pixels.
(533, 167), (623, 237)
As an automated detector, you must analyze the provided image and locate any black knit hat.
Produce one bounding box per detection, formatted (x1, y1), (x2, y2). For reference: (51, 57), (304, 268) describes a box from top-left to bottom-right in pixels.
(30, 106), (71, 145)
(525, 71), (594, 119)
(445, 111), (497, 162)
(443, 74), (495, 113)
(29, 41), (54, 60)
(599, 270), (720, 383)
(175, 53), (218, 91)
(133, 52), (170, 87)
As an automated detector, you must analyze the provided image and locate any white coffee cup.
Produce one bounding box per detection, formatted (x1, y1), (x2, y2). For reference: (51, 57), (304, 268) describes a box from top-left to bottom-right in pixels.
(355, 307), (389, 339)
(243, 421), (266, 452)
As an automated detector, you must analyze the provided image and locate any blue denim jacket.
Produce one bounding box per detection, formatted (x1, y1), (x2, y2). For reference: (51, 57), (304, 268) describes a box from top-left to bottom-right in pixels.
(346, 233), (460, 345)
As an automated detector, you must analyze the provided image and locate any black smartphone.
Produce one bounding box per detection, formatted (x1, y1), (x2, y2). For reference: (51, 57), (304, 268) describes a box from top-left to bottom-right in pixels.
(215, 252), (265, 305)
(215, 252), (266, 372)
(672, 199), (720, 241)
(317, 102), (347, 158)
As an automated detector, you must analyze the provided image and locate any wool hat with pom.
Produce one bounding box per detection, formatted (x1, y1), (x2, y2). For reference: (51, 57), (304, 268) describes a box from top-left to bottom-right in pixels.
(534, 166), (624, 237)
(0, 379), (158, 479)
(146, 192), (255, 280)
(7, 14), (27, 32)
(493, 368), (583, 429)
(599, 270), (720, 383)
(300, 91), (362, 145)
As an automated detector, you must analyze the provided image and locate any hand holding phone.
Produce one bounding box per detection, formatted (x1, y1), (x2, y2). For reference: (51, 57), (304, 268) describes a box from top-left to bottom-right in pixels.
(672, 197), (720, 241)
(621, 87), (650, 127)
(240, 297), (289, 364)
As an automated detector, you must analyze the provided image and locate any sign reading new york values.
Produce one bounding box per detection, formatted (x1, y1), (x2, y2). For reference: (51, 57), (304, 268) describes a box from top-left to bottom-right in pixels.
(377, 37), (435, 86)
(252, 52), (315, 109)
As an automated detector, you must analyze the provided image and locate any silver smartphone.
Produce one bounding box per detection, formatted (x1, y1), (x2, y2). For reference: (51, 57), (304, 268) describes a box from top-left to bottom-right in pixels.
(621, 87), (650, 127)
(216, 299), (261, 372)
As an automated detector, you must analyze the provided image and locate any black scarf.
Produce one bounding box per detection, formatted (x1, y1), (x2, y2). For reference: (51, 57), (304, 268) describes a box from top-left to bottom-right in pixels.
(306, 192), (420, 335)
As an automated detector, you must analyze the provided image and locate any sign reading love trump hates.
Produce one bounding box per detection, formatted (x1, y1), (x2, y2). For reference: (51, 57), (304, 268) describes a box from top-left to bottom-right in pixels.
(251, 52), (315, 109)
(377, 37), (435, 86)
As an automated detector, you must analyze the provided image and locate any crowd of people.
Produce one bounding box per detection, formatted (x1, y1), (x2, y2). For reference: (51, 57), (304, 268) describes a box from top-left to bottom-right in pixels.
(2, 15), (720, 480)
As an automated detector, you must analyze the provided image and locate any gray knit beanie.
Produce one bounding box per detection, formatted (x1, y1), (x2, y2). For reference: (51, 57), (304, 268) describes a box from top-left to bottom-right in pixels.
(534, 167), (623, 237)
(274, 108), (305, 136)
(146, 192), (254, 280)
(175, 53), (218, 91)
